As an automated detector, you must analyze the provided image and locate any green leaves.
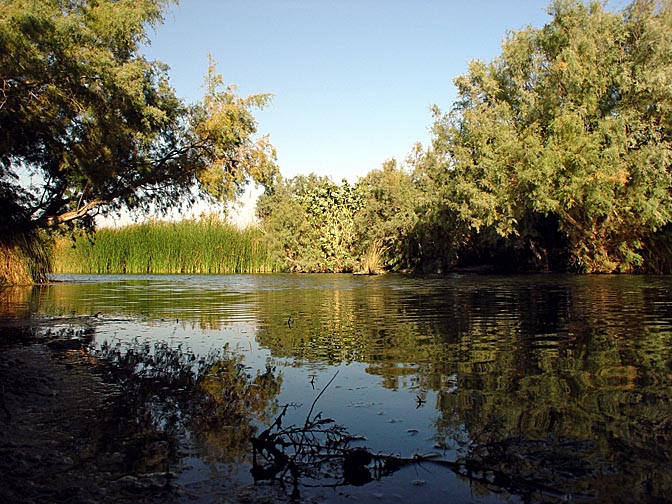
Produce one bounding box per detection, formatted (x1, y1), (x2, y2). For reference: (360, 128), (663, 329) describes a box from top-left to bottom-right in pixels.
(257, 176), (365, 273)
(0, 1), (277, 235)
(426, 0), (672, 272)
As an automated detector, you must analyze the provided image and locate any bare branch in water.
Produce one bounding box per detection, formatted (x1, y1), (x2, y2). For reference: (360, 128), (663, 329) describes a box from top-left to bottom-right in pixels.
(250, 371), (596, 502)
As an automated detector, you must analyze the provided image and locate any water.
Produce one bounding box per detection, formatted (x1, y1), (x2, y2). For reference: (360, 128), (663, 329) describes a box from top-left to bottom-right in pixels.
(3, 273), (672, 503)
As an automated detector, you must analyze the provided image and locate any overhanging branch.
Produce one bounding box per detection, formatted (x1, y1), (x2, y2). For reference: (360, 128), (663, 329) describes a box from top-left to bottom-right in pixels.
(43, 198), (103, 227)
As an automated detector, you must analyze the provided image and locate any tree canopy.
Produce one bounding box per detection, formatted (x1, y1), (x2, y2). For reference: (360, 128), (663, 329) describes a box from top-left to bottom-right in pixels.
(257, 0), (672, 274)
(428, 0), (672, 272)
(0, 0), (277, 237)
(257, 174), (365, 272)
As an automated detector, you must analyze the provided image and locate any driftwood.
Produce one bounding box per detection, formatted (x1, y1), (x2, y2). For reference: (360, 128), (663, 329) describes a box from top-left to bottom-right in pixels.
(250, 373), (593, 502)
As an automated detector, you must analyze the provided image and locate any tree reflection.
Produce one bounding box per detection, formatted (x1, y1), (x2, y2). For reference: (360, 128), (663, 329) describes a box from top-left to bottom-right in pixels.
(429, 315), (672, 501)
(94, 338), (282, 469)
(32, 280), (255, 331)
(17, 275), (672, 501)
(0, 285), (48, 325)
(191, 354), (282, 465)
(252, 276), (672, 501)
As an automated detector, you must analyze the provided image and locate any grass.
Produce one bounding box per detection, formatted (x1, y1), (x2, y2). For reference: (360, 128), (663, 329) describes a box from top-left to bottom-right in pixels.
(356, 240), (387, 275)
(52, 217), (280, 274)
(1, 231), (51, 285)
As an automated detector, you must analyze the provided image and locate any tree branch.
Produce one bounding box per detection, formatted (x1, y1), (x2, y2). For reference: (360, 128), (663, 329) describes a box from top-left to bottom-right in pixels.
(43, 198), (103, 227)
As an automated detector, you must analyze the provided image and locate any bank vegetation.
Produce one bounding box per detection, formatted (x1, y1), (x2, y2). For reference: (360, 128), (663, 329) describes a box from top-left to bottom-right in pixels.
(52, 218), (279, 274)
(256, 0), (672, 274)
(2, 0), (672, 281)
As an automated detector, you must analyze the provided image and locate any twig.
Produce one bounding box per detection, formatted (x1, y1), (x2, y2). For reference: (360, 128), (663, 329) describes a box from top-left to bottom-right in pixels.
(304, 370), (338, 429)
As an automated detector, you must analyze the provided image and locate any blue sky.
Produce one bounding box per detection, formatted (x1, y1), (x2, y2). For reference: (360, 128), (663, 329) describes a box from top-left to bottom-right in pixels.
(142, 0), (553, 182)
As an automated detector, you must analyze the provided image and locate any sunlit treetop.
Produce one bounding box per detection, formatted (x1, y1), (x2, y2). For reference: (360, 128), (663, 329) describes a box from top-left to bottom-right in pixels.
(428, 0), (672, 272)
(0, 0), (278, 235)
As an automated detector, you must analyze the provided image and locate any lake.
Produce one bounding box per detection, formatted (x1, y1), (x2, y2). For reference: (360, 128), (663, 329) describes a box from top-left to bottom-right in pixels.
(2, 273), (672, 503)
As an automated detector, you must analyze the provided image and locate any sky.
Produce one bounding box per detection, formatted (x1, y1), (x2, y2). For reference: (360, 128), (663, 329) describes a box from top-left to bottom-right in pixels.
(141, 0), (554, 184)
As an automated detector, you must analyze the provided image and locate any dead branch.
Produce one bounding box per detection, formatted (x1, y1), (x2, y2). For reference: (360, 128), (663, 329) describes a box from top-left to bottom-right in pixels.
(250, 380), (593, 502)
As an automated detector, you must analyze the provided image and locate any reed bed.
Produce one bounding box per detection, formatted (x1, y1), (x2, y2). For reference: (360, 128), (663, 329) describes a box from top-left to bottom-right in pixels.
(52, 218), (280, 274)
(1, 230), (52, 285)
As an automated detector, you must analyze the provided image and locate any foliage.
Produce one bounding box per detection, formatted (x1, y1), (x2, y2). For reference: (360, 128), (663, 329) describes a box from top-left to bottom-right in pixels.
(425, 0), (672, 272)
(193, 55), (278, 202)
(257, 175), (366, 272)
(0, 229), (51, 285)
(51, 216), (280, 274)
(0, 1), (277, 236)
(298, 178), (364, 272)
(256, 174), (328, 272)
(352, 158), (421, 271)
(403, 145), (472, 272)
(257, 160), (426, 273)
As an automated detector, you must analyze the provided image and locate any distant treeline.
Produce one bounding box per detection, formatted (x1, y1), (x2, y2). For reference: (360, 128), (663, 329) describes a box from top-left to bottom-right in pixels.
(257, 1), (672, 274)
(52, 218), (280, 274)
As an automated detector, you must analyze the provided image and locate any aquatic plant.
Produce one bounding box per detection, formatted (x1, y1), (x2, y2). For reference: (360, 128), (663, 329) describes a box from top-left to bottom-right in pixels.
(51, 217), (280, 274)
(356, 239), (387, 275)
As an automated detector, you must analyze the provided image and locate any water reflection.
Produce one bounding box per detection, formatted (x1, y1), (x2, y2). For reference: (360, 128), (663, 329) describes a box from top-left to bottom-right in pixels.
(3, 273), (672, 502)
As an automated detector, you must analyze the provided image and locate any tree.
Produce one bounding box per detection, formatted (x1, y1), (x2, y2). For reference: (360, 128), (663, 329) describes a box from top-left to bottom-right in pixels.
(352, 157), (420, 271)
(298, 177), (364, 272)
(256, 174), (324, 272)
(0, 0), (277, 238)
(257, 175), (365, 272)
(428, 0), (672, 272)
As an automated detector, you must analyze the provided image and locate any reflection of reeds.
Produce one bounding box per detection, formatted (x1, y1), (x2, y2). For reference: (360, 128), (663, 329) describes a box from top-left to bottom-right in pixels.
(642, 233), (672, 274)
(357, 240), (387, 275)
(0, 285), (35, 318)
(52, 218), (280, 274)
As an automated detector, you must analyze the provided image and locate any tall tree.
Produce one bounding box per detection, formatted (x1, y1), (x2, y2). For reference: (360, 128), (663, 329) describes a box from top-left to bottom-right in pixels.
(0, 0), (277, 237)
(429, 0), (672, 272)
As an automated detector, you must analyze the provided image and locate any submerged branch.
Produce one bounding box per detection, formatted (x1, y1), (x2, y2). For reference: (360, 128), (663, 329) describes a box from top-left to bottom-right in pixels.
(250, 379), (595, 502)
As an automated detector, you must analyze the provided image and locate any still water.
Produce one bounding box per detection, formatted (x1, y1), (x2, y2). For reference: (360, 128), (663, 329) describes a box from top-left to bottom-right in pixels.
(4, 273), (672, 502)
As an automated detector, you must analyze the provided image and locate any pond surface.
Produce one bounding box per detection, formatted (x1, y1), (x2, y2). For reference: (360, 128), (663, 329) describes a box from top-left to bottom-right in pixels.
(3, 273), (672, 503)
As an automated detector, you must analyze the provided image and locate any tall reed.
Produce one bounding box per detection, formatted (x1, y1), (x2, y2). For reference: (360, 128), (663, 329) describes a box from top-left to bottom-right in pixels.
(52, 218), (280, 274)
(1, 230), (51, 285)
(356, 240), (387, 275)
